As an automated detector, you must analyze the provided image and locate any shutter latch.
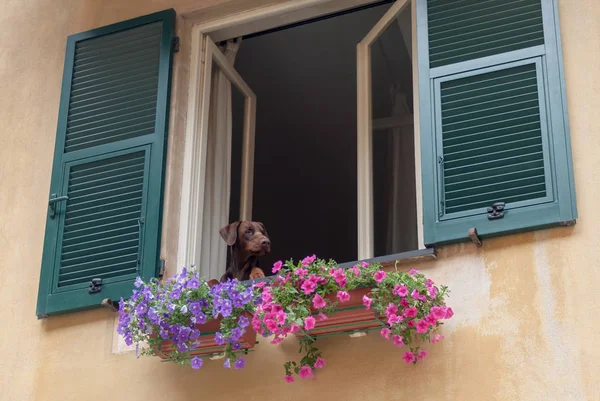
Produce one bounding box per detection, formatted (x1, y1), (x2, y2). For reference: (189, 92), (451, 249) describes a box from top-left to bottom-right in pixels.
(48, 194), (69, 219)
(88, 278), (102, 294)
(487, 202), (505, 220)
(172, 36), (180, 53)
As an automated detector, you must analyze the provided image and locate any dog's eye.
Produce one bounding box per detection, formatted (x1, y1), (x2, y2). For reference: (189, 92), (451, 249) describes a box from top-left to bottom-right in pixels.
(246, 229), (253, 234)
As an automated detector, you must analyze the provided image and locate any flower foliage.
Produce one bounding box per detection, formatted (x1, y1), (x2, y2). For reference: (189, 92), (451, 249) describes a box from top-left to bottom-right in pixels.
(117, 268), (257, 370)
(252, 256), (452, 382)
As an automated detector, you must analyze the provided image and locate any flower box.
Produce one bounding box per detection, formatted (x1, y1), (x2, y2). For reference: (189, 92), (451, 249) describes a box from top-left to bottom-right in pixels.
(294, 288), (383, 338)
(156, 312), (257, 360)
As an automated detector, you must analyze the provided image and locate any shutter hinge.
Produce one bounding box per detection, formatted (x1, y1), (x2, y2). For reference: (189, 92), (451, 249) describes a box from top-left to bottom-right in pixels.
(468, 228), (483, 248)
(88, 278), (102, 294)
(158, 259), (166, 278)
(172, 36), (180, 53)
(101, 298), (119, 312)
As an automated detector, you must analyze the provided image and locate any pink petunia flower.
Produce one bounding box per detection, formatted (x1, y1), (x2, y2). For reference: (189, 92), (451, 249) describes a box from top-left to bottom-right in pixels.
(445, 307), (454, 319)
(392, 334), (405, 347)
(314, 357), (326, 369)
(312, 294), (327, 309)
(393, 285), (409, 297)
(416, 319), (429, 333)
(428, 286), (438, 298)
(380, 328), (391, 339)
(386, 303), (398, 316)
(361, 261), (369, 268)
(387, 314), (402, 325)
(301, 280), (317, 295)
(417, 350), (428, 360)
(298, 365), (314, 379)
(408, 268), (420, 275)
(332, 268), (348, 287)
(431, 306), (446, 320)
(374, 270), (387, 283)
(430, 334), (445, 344)
(425, 313), (437, 325)
(302, 254), (317, 266)
(272, 260), (283, 273)
(411, 289), (427, 302)
(290, 323), (301, 333)
(337, 291), (350, 303)
(350, 266), (361, 277)
(404, 307), (418, 318)
(403, 351), (416, 364)
(276, 310), (287, 325)
(317, 312), (328, 322)
(407, 320), (415, 328)
(285, 375), (295, 383)
(304, 316), (316, 330)
(296, 268), (308, 278)
(400, 298), (410, 308)
(270, 336), (284, 345)
(265, 319), (278, 332)
(362, 295), (372, 310)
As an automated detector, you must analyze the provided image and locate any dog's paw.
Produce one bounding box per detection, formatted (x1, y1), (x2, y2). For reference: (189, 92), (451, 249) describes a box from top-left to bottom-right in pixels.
(249, 267), (266, 280)
(207, 279), (219, 287)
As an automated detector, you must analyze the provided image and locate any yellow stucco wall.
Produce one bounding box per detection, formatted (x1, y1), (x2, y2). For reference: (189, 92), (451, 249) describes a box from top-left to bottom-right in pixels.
(1, 1), (599, 400)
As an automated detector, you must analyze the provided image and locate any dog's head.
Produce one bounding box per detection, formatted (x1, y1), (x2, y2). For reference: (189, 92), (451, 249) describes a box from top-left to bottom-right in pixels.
(219, 221), (271, 256)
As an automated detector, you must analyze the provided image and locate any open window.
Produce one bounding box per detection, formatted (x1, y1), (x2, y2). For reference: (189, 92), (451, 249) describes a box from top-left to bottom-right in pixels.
(180, 0), (429, 280)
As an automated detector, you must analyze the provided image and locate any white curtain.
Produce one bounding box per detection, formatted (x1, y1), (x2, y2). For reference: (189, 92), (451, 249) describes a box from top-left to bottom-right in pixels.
(384, 89), (417, 254)
(200, 39), (241, 280)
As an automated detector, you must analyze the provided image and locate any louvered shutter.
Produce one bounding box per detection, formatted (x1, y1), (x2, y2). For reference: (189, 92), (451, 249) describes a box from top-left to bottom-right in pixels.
(36, 9), (175, 317)
(417, 0), (577, 245)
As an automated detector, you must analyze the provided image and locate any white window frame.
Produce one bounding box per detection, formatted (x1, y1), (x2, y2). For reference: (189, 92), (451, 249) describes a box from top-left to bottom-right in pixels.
(177, 0), (424, 272)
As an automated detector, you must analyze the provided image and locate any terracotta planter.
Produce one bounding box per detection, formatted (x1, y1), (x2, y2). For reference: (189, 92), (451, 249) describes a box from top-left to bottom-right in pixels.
(157, 312), (257, 359)
(295, 287), (384, 338)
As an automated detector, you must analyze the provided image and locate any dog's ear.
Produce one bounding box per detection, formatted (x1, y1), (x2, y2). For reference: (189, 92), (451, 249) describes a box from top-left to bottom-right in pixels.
(220, 221), (241, 246)
(257, 222), (269, 238)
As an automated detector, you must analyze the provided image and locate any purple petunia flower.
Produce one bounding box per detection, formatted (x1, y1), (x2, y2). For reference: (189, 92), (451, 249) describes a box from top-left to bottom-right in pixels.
(238, 315), (249, 328)
(215, 332), (225, 346)
(186, 278), (200, 290)
(191, 357), (203, 369)
(169, 288), (182, 299)
(230, 327), (243, 342)
(232, 342), (242, 351)
(234, 357), (246, 370)
(134, 277), (143, 288)
(223, 359), (231, 369)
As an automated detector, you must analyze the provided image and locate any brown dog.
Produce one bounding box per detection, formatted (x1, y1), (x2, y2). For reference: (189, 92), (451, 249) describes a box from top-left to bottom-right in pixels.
(217, 221), (271, 282)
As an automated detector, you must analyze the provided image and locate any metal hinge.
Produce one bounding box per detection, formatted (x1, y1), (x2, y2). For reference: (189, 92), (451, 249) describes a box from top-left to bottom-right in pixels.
(158, 259), (166, 278)
(88, 278), (102, 294)
(172, 36), (180, 52)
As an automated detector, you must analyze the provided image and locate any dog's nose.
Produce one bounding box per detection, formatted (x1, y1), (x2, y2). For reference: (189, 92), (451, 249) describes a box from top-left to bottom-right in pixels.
(261, 238), (271, 247)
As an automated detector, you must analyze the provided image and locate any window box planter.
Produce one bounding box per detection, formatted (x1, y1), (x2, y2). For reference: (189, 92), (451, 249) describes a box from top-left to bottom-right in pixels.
(294, 288), (383, 339)
(156, 312), (257, 360)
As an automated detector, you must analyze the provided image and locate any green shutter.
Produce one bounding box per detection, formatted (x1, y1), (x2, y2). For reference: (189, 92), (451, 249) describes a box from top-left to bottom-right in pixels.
(417, 0), (577, 245)
(36, 9), (175, 317)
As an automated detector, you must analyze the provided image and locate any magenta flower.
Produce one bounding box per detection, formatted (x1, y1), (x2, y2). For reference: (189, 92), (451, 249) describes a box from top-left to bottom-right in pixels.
(416, 319), (429, 333)
(304, 316), (316, 330)
(387, 314), (402, 325)
(445, 307), (454, 319)
(301, 280), (317, 295)
(290, 323), (301, 333)
(380, 328), (391, 339)
(385, 303), (398, 316)
(425, 313), (437, 325)
(350, 266), (360, 276)
(374, 270), (387, 283)
(361, 261), (369, 268)
(272, 260), (283, 273)
(400, 298), (410, 308)
(362, 295), (372, 310)
(314, 357), (326, 369)
(430, 306), (446, 319)
(285, 375), (295, 383)
(430, 334), (444, 344)
(417, 350), (428, 360)
(296, 268), (308, 277)
(317, 312), (328, 322)
(302, 254), (317, 266)
(276, 310), (287, 325)
(411, 289), (427, 301)
(408, 268), (420, 275)
(403, 351), (416, 364)
(332, 268), (348, 287)
(336, 291), (350, 303)
(393, 285), (409, 297)
(299, 365), (314, 379)
(392, 335), (404, 347)
(404, 307), (418, 318)
(312, 294), (327, 309)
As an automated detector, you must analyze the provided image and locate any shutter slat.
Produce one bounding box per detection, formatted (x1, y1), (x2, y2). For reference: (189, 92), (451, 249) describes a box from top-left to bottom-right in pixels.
(64, 22), (162, 153)
(440, 63), (547, 214)
(62, 239), (140, 260)
(58, 265), (138, 287)
(428, 0), (544, 68)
